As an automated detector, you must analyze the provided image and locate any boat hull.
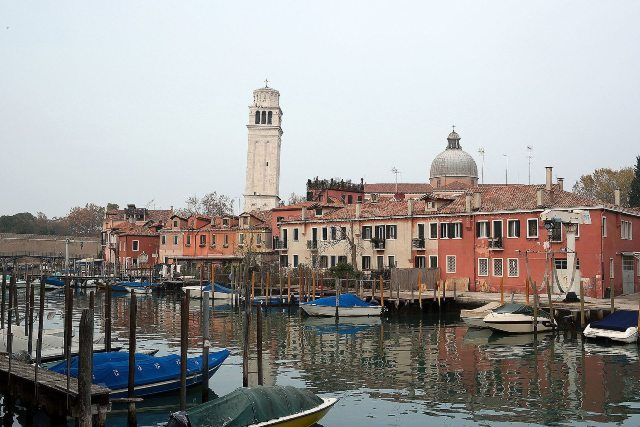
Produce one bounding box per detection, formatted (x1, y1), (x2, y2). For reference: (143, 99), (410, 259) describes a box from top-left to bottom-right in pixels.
(251, 397), (337, 427)
(109, 365), (223, 398)
(300, 304), (382, 317)
(583, 325), (638, 343)
(483, 312), (554, 334)
(182, 286), (234, 301)
(462, 317), (486, 328)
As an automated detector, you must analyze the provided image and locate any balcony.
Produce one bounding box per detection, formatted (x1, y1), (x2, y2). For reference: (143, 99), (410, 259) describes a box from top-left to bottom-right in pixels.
(307, 240), (318, 250)
(274, 240), (288, 250)
(371, 237), (386, 250)
(412, 238), (426, 249)
(488, 237), (503, 250)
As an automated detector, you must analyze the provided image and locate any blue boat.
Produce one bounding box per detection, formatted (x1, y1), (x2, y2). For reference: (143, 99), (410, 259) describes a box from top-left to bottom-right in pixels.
(183, 282), (236, 300)
(45, 276), (65, 287)
(48, 349), (230, 397)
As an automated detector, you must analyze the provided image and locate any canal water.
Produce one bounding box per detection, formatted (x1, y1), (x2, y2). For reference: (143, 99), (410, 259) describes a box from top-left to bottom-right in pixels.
(3, 290), (640, 426)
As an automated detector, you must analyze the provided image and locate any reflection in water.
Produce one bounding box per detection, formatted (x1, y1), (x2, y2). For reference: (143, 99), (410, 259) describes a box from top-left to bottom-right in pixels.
(1, 290), (640, 426)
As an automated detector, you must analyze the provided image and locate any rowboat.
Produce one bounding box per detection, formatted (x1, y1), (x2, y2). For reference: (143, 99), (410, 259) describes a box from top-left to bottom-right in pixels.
(483, 303), (555, 334)
(167, 385), (337, 427)
(48, 349), (230, 397)
(460, 301), (502, 328)
(182, 282), (235, 300)
(300, 294), (382, 317)
(583, 310), (639, 343)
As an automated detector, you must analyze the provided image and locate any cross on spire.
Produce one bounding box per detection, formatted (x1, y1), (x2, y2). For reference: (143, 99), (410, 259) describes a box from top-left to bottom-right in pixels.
(452, 124), (456, 131)
(264, 78), (269, 88)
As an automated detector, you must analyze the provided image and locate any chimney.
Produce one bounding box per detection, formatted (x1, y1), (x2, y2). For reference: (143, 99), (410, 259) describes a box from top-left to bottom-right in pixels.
(536, 188), (544, 207)
(614, 189), (621, 206)
(472, 192), (482, 210)
(557, 178), (564, 191)
(407, 199), (414, 216)
(301, 207), (307, 221)
(355, 203), (361, 219)
(465, 194), (472, 213)
(545, 166), (553, 191)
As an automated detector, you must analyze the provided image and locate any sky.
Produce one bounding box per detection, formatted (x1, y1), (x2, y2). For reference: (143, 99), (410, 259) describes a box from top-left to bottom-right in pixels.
(1, 1), (639, 217)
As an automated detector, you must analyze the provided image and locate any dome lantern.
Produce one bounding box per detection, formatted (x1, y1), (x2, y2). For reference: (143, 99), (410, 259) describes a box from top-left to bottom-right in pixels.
(429, 128), (478, 189)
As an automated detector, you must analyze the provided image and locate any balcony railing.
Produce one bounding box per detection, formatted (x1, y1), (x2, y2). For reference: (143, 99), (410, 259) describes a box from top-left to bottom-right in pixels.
(371, 237), (385, 250)
(274, 240), (288, 250)
(307, 240), (318, 250)
(412, 238), (426, 249)
(488, 237), (503, 250)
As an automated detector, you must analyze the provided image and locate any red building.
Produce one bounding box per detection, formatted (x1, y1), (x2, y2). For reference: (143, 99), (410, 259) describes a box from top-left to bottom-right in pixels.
(114, 223), (161, 272)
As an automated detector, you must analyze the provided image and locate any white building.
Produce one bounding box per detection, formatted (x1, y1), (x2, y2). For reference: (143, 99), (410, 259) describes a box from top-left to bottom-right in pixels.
(243, 83), (283, 212)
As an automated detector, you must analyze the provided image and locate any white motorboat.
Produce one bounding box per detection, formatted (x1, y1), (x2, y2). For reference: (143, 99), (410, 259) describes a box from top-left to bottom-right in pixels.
(483, 303), (555, 334)
(460, 301), (502, 328)
(300, 294), (382, 317)
(182, 283), (235, 301)
(583, 310), (638, 344)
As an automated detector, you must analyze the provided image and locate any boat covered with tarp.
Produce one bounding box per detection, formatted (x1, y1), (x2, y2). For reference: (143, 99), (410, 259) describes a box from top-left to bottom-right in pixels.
(45, 276), (65, 287)
(300, 293), (382, 317)
(48, 349), (230, 397)
(112, 281), (156, 294)
(182, 282), (235, 300)
(167, 385), (336, 427)
(584, 310), (638, 343)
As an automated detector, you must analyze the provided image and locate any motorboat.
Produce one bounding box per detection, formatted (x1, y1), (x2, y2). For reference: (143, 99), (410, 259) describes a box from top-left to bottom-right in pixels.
(112, 281), (155, 294)
(460, 301), (502, 328)
(482, 303), (555, 334)
(182, 282), (235, 301)
(300, 294), (382, 317)
(48, 349), (230, 397)
(167, 385), (337, 427)
(583, 310), (638, 344)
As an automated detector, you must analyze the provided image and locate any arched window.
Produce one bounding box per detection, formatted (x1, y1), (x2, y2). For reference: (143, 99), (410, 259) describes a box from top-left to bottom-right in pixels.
(267, 111), (273, 124)
(261, 111), (267, 124)
(255, 111), (260, 124)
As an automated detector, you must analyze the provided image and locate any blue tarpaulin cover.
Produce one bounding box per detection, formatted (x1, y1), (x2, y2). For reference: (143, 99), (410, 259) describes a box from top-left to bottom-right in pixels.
(48, 350), (230, 390)
(590, 310), (639, 332)
(199, 282), (234, 294)
(302, 293), (377, 308)
(45, 277), (64, 287)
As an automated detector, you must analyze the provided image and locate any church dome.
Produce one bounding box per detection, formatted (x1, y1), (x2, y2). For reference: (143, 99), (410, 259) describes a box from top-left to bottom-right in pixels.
(430, 129), (478, 180)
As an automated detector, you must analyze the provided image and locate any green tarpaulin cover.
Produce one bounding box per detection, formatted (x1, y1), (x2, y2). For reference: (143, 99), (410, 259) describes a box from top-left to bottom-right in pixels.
(168, 386), (324, 427)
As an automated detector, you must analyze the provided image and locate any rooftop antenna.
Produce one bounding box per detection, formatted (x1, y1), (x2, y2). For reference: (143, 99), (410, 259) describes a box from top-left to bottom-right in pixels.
(478, 147), (485, 184)
(503, 154), (509, 185)
(391, 167), (400, 193)
(527, 145), (534, 184)
(264, 78), (269, 88)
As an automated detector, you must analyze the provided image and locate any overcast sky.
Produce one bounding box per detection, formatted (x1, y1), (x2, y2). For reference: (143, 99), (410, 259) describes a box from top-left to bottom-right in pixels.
(1, 1), (639, 217)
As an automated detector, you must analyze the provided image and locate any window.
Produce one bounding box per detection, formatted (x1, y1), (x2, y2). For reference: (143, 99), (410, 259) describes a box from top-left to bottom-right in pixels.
(414, 256), (426, 268)
(357, 196), (362, 203)
(507, 258), (519, 277)
(330, 256), (336, 267)
(280, 255), (288, 267)
(417, 224), (425, 240)
(507, 220), (521, 238)
(132, 240), (139, 251)
(602, 216), (607, 237)
(322, 227), (328, 241)
(386, 225), (398, 239)
(257, 234), (262, 244)
(362, 226), (372, 240)
(340, 227), (347, 240)
(261, 111), (266, 124)
(330, 227), (337, 240)
(476, 221), (489, 238)
(315, 207), (323, 216)
(239, 234), (244, 244)
(446, 255), (456, 273)
(551, 223), (562, 242)
(609, 258), (614, 279)
(199, 235), (206, 246)
(377, 256), (384, 270)
(527, 219), (539, 238)
(161, 235), (166, 245)
(441, 222), (462, 239)
(293, 255), (299, 267)
(224, 234), (229, 246)
(374, 225), (385, 239)
(493, 258), (503, 277)
(362, 256), (371, 270)
(222, 218), (229, 227)
(267, 111), (272, 124)
(338, 256), (348, 264)
(173, 220), (179, 227)
(622, 220), (633, 240)
(492, 220), (503, 239)
(429, 223), (438, 239)
(440, 223), (448, 239)
(478, 258), (489, 276)
(319, 256), (328, 268)
(186, 235), (191, 246)
(388, 256), (396, 268)
(348, 195), (353, 204)
(255, 111), (260, 124)
(429, 255), (438, 269)
(211, 234), (216, 246)
(554, 259), (580, 270)
(173, 235), (179, 245)
(293, 228), (299, 241)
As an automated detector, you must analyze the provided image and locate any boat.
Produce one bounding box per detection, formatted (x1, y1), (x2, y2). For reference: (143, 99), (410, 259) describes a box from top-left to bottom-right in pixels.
(112, 281), (154, 294)
(460, 301), (502, 328)
(45, 276), (65, 288)
(300, 293), (382, 317)
(182, 282), (235, 301)
(583, 310), (638, 343)
(48, 349), (230, 397)
(167, 385), (337, 427)
(482, 303), (555, 334)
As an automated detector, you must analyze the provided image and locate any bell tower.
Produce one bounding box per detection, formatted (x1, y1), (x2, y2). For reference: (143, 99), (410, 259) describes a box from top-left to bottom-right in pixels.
(243, 81), (283, 212)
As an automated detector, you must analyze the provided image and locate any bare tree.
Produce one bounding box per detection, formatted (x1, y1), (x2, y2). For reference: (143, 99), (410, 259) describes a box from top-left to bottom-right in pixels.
(287, 192), (306, 205)
(181, 192), (234, 217)
(316, 221), (364, 268)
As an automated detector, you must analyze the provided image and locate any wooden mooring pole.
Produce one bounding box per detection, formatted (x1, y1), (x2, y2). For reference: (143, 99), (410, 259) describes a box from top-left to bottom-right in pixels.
(242, 270), (250, 387)
(1, 266), (6, 329)
(7, 274), (15, 388)
(610, 277), (615, 313)
(128, 290), (137, 427)
(202, 290), (210, 402)
(78, 308), (93, 427)
(64, 278), (73, 412)
(28, 281), (35, 359)
(105, 285), (112, 352)
(34, 275), (45, 401)
(180, 289), (189, 410)
(579, 279), (585, 330)
(256, 306), (263, 386)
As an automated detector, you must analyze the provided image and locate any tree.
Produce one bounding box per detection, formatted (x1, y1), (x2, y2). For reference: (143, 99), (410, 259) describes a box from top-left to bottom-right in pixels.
(106, 203), (119, 211)
(287, 192), (306, 205)
(572, 167), (634, 206)
(65, 203), (105, 236)
(327, 262), (361, 279)
(181, 193), (235, 217)
(629, 156), (640, 207)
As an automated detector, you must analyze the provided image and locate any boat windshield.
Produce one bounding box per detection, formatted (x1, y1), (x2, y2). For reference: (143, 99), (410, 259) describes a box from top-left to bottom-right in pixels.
(493, 304), (550, 318)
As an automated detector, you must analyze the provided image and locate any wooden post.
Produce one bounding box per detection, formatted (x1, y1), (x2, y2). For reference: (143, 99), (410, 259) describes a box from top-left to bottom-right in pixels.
(180, 289), (189, 410)
(202, 290), (210, 402)
(266, 271), (271, 306)
(279, 269), (283, 303)
(312, 271), (316, 301)
(12, 275), (19, 326)
(78, 309), (93, 427)
(28, 281), (35, 358)
(251, 271), (256, 302)
(24, 276), (30, 336)
(532, 281), (538, 334)
(64, 278), (73, 411)
(546, 274), (554, 326)
(287, 270), (291, 305)
(7, 273), (14, 388)
(128, 290), (137, 427)
(500, 276), (504, 305)
(298, 268), (303, 302)
(610, 277), (615, 313)
(1, 266), (5, 329)
(525, 277), (530, 305)
(579, 279), (585, 330)
(256, 306), (263, 385)
(371, 277), (375, 300)
(417, 270), (422, 309)
(242, 268), (250, 387)
(211, 264), (216, 301)
(334, 278), (340, 320)
(379, 276), (384, 307)
(395, 275), (400, 308)
(34, 276), (45, 401)
(105, 285), (112, 352)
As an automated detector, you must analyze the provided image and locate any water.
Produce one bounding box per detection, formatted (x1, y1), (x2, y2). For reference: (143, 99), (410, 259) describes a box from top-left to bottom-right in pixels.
(3, 290), (640, 426)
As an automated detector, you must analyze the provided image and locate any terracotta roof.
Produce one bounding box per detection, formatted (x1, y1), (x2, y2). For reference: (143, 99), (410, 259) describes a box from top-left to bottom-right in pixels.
(365, 183), (433, 194)
(114, 223), (158, 236)
(439, 180), (473, 190)
(319, 200), (429, 220)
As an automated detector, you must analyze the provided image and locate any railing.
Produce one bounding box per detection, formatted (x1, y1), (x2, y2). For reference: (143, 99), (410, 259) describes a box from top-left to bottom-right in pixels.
(274, 241), (287, 250)
(371, 238), (385, 250)
(488, 237), (503, 250)
(412, 238), (425, 249)
(307, 240), (318, 250)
